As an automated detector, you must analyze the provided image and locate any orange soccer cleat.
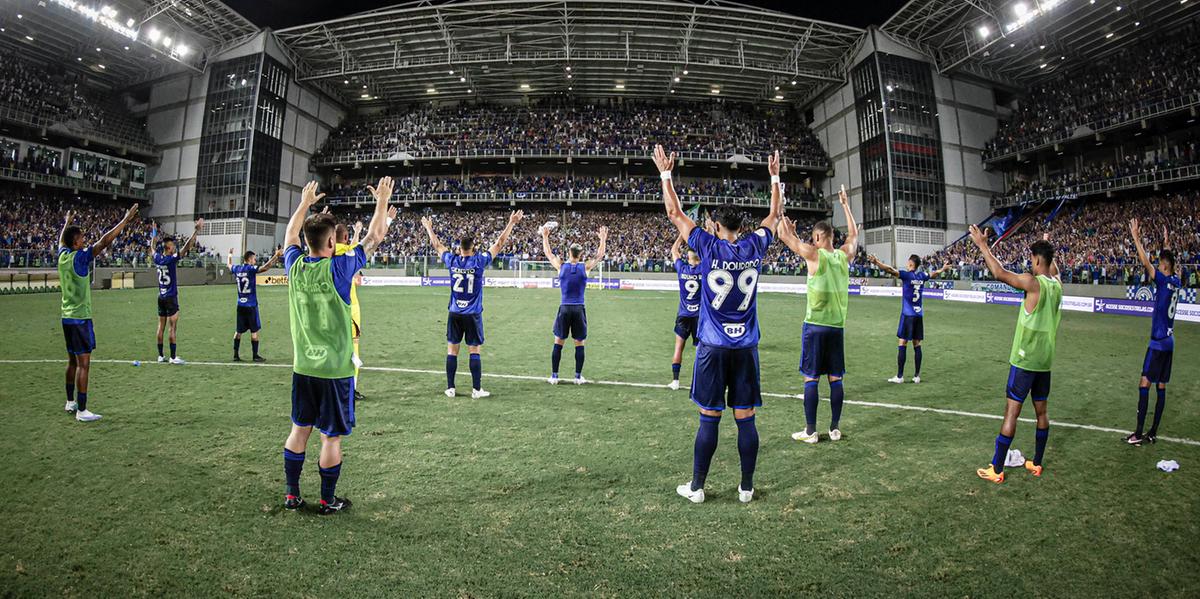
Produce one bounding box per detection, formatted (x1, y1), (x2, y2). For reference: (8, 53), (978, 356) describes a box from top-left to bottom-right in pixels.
(1024, 460), (1043, 477)
(976, 464), (1005, 484)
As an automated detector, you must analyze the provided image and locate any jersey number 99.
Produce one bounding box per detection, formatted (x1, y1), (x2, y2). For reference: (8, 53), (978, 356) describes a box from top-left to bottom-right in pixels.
(707, 269), (758, 312)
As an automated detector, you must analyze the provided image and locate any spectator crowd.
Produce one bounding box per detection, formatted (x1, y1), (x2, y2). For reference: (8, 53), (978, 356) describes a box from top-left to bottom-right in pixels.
(1005, 140), (1200, 201)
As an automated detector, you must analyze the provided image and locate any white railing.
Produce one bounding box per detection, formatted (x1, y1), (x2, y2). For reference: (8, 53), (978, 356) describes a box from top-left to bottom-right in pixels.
(991, 164), (1200, 209)
(0, 167), (150, 200)
(321, 190), (831, 212)
(312, 147), (830, 171)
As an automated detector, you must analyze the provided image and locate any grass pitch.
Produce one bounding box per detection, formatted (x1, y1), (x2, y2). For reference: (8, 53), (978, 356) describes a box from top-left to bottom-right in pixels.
(1, 284), (1198, 597)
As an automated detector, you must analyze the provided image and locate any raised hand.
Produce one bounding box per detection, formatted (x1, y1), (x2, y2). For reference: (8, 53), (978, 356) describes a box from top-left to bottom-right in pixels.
(64, 210), (73, 223)
(509, 210), (525, 225)
(301, 181), (324, 207)
(387, 206), (398, 220)
(420, 216), (433, 231)
(867, 253), (878, 264)
(195, 218), (204, 231)
(598, 225), (609, 240)
(367, 176), (394, 202)
(124, 204), (139, 222)
(968, 224), (989, 249)
(652, 144), (675, 174)
(837, 184), (849, 206)
(768, 150), (780, 177)
(778, 216), (795, 238)
(352, 220), (363, 237)
(1129, 218), (1140, 238)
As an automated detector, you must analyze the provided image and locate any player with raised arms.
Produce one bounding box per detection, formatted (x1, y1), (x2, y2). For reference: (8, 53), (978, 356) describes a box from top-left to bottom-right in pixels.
(970, 227), (1062, 483)
(777, 185), (858, 444)
(668, 233), (704, 390)
(1126, 219), (1181, 446)
(151, 218), (203, 364)
(58, 204), (139, 422)
(422, 210), (525, 398)
(657, 144), (782, 504)
(335, 214), (389, 402)
(229, 248), (282, 362)
(541, 220), (608, 385)
(866, 254), (951, 383)
(280, 177), (394, 515)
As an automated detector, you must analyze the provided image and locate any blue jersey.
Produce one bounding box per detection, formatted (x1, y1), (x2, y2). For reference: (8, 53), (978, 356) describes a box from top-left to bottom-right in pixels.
(675, 258), (703, 317)
(687, 226), (772, 349)
(1149, 269), (1181, 351)
(898, 270), (930, 317)
(444, 251), (492, 315)
(231, 264), (259, 307)
(559, 262), (587, 305)
(153, 253), (179, 298)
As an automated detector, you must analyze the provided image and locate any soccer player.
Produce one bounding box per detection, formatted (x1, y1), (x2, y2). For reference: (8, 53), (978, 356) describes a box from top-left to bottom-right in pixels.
(1126, 219), (1180, 446)
(541, 221), (608, 385)
(280, 177), (394, 515)
(668, 233), (703, 390)
(656, 145), (782, 504)
(422, 210), (525, 398)
(152, 219), (204, 364)
(230, 248), (282, 362)
(334, 217), (382, 402)
(970, 226), (1062, 483)
(866, 254), (951, 384)
(777, 185), (858, 444)
(58, 204), (139, 422)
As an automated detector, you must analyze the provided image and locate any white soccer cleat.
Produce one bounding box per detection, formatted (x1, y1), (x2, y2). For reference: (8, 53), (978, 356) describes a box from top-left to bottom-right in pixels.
(887, 376), (904, 384)
(738, 486), (754, 503)
(667, 380), (680, 391)
(676, 483), (705, 504)
(169, 357), (186, 365)
(444, 388), (456, 398)
(791, 430), (820, 444)
(548, 376), (559, 385)
(64, 400), (78, 413)
(75, 409), (102, 422)
(157, 356), (166, 363)
(829, 428), (842, 442)
(912, 376), (922, 384)
(574, 376), (588, 385)
(471, 389), (491, 399)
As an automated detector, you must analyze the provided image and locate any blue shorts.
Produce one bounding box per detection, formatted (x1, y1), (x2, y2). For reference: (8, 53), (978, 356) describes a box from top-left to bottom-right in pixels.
(553, 304), (588, 341)
(236, 306), (261, 333)
(1141, 348), (1173, 384)
(690, 343), (762, 411)
(674, 314), (699, 345)
(1006, 365), (1051, 403)
(62, 319), (95, 355)
(897, 314), (924, 341)
(291, 372), (356, 437)
(157, 296), (179, 317)
(447, 312), (485, 346)
(800, 322), (845, 378)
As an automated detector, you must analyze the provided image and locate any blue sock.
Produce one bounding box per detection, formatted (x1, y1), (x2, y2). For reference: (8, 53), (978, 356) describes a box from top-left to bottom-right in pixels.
(319, 462), (341, 504)
(803, 381), (819, 434)
(913, 346), (923, 376)
(896, 345), (907, 378)
(251, 340), (260, 357)
(76, 391), (88, 411)
(445, 355), (457, 389)
(574, 346), (585, 377)
(672, 362), (681, 381)
(829, 380), (844, 430)
(551, 344), (562, 376)
(735, 415), (758, 491)
(1034, 427), (1049, 466)
(66, 383), (75, 403)
(1135, 387), (1149, 435)
(283, 449), (305, 497)
(1149, 387), (1166, 435)
(170, 343), (177, 359)
(157, 343), (163, 357)
(991, 433), (1013, 472)
(692, 414), (721, 491)
(469, 354), (482, 391)
(233, 337), (241, 357)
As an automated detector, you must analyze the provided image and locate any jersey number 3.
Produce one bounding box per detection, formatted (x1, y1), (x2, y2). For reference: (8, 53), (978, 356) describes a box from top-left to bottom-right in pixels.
(707, 269), (758, 311)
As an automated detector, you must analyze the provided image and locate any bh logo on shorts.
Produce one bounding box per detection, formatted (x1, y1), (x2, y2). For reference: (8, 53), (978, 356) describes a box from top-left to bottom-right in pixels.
(723, 323), (746, 338)
(685, 303), (700, 312)
(305, 346), (329, 361)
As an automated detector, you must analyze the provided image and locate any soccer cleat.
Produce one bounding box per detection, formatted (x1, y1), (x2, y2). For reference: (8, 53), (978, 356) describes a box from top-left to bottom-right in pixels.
(233, 355), (242, 362)
(667, 380), (680, 391)
(75, 409), (102, 422)
(887, 376), (904, 384)
(1145, 433), (1158, 445)
(574, 376), (588, 385)
(738, 486), (754, 503)
(471, 389), (491, 399)
(169, 357), (186, 365)
(252, 355), (266, 363)
(976, 464), (1005, 484)
(675, 483), (705, 504)
(284, 495), (306, 510)
(318, 496), (352, 515)
(1024, 460), (1043, 477)
(444, 388), (456, 398)
(791, 430), (819, 444)
(912, 376), (922, 384)
(64, 400), (78, 413)
(829, 428), (842, 442)
(353, 390), (365, 401)
(1125, 433), (1144, 446)
(548, 375), (559, 385)
(157, 356), (166, 363)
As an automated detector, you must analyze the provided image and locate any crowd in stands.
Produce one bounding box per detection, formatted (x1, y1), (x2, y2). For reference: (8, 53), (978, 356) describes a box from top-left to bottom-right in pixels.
(928, 193), (1200, 286)
(0, 152), (65, 177)
(1005, 140), (1200, 201)
(317, 101), (830, 168)
(985, 23), (1200, 159)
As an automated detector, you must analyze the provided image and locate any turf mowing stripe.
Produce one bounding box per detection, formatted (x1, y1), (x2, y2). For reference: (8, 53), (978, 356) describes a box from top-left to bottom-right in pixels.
(3, 358), (1198, 447)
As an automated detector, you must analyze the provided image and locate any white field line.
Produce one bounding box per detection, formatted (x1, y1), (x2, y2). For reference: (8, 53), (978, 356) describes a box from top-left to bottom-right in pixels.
(2, 358), (1197, 447)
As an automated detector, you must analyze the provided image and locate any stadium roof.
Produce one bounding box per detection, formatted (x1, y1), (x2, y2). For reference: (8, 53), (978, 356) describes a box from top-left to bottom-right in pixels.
(882, 0), (1200, 87)
(0, 0), (260, 88)
(273, 0), (867, 107)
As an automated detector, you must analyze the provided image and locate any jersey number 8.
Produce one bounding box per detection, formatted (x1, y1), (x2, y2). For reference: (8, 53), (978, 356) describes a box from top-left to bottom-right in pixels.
(707, 269), (758, 312)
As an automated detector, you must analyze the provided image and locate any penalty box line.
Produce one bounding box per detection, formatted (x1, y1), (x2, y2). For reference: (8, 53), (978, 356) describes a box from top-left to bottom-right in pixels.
(2, 358), (1197, 447)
